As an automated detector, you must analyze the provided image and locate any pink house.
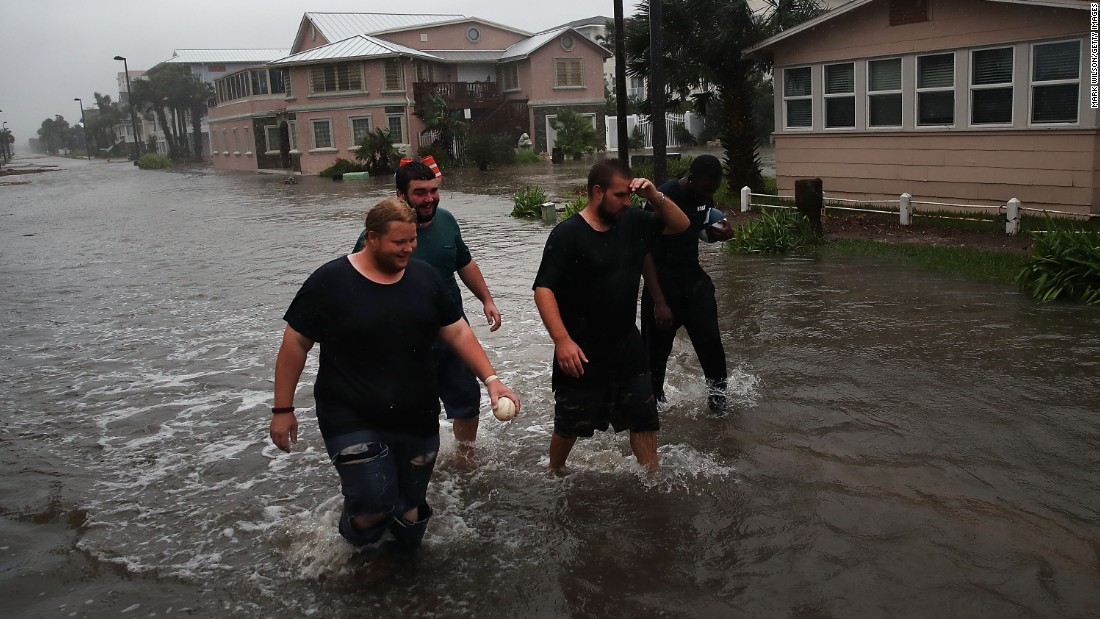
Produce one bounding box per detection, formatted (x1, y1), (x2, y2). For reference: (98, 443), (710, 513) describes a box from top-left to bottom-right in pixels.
(747, 0), (1098, 216)
(207, 12), (610, 175)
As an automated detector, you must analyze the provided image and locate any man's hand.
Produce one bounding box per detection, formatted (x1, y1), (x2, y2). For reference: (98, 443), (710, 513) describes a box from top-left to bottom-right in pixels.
(270, 413), (298, 453)
(483, 300), (502, 332)
(629, 177), (662, 203)
(653, 300), (675, 329)
(487, 380), (521, 415)
(705, 218), (735, 242)
(554, 337), (589, 378)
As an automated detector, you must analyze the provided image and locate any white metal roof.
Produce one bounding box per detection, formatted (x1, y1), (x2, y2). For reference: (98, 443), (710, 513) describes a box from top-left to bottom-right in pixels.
(501, 26), (611, 61)
(424, 49), (506, 63)
(165, 49), (291, 64)
(305, 12), (464, 41)
(270, 35), (441, 65)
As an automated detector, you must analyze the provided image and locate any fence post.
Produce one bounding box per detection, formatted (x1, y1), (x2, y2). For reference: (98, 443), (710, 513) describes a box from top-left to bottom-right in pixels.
(795, 178), (824, 234)
(541, 202), (557, 225)
(1006, 198), (1020, 236)
(899, 193), (912, 226)
(740, 186), (751, 213)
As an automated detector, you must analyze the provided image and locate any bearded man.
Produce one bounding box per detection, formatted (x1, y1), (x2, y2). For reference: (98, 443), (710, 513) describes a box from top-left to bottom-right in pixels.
(532, 159), (689, 474)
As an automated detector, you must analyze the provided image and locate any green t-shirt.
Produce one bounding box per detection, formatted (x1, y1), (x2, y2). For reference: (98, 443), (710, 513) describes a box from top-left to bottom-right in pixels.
(352, 207), (472, 309)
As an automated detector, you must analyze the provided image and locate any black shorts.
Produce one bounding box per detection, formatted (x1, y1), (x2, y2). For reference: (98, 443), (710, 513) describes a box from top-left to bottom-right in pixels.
(553, 372), (660, 438)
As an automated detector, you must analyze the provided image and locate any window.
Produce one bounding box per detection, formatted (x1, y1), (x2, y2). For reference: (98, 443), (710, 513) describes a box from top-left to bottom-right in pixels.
(350, 116), (372, 146)
(309, 63), (363, 94)
(824, 63), (855, 128)
(270, 69), (287, 95)
(466, 27), (481, 43)
(265, 125), (280, 152)
(221, 130), (229, 154)
(311, 119), (333, 149)
(288, 121), (298, 151)
(1032, 41), (1080, 124)
(560, 34), (576, 52)
(244, 127), (252, 155)
(971, 47), (1013, 125)
(502, 63), (520, 91)
(208, 64), (226, 73)
(415, 61), (434, 83)
(868, 58), (902, 127)
(554, 58), (583, 88)
(211, 130), (219, 154)
(917, 53), (954, 126)
(383, 59), (405, 92)
(232, 128), (240, 154)
(250, 70), (269, 95)
(783, 66), (812, 128)
(386, 114), (405, 143)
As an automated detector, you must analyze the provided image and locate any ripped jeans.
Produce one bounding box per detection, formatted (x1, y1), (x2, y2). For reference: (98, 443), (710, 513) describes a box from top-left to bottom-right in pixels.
(324, 429), (440, 549)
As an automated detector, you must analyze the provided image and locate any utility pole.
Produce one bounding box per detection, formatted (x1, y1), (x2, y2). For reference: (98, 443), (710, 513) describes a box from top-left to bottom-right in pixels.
(649, 0), (667, 184)
(75, 98), (91, 160)
(614, 0), (629, 163)
(114, 55), (143, 159)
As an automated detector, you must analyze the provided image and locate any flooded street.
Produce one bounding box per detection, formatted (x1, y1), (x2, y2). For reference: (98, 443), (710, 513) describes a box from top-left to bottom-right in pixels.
(1, 156), (1099, 618)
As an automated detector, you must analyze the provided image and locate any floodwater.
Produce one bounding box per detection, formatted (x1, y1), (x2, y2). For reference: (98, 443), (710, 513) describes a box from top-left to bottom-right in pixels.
(1, 156), (1098, 618)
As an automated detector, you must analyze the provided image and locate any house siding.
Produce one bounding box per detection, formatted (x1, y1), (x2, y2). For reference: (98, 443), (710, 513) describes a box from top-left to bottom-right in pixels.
(764, 0), (1097, 215)
(380, 22), (526, 50)
(775, 130), (1097, 214)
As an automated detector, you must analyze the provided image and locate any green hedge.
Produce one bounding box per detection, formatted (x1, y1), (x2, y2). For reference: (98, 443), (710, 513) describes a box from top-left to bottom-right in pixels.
(136, 153), (171, 169)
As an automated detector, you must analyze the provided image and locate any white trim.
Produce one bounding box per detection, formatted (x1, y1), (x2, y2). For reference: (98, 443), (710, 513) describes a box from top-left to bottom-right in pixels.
(915, 52), (956, 128)
(1027, 38), (1082, 127)
(310, 118), (334, 149)
(823, 62), (856, 130)
(968, 45), (1015, 127)
(867, 57), (904, 129)
(349, 115), (373, 146)
(782, 66), (814, 131)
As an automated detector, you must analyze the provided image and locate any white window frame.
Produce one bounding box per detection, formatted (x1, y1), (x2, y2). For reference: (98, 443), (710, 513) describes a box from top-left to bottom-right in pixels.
(823, 62), (856, 129)
(349, 116), (372, 149)
(916, 52), (955, 128)
(232, 128), (240, 155)
(288, 121), (299, 153)
(385, 114), (406, 144)
(221, 129), (229, 155)
(264, 125), (280, 155)
(502, 63), (520, 92)
(310, 118), (335, 151)
(554, 58), (584, 89)
(1029, 39), (1081, 126)
(867, 57), (903, 129)
(782, 66), (813, 130)
(969, 46), (1015, 127)
(244, 126), (253, 156)
(382, 59), (406, 93)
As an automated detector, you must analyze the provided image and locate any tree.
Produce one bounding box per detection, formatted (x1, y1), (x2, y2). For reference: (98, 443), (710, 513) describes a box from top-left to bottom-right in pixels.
(551, 109), (601, 159)
(37, 116), (70, 155)
(0, 127), (13, 162)
(624, 0), (824, 192)
(355, 128), (401, 175)
(132, 63), (214, 160)
(414, 92), (467, 158)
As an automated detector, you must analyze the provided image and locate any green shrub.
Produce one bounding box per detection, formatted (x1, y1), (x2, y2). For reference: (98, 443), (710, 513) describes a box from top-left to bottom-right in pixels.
(559, 195), (588, 221)
(511, 185), (549, 219)
(629, 125), (645, 149)
(631, 155), (694, 183)
(416, 144), (455, 170)
(515, 150), (541, 164)
(355, 128), (401, 175)
(136, 152), (171, 170)
(726, 209), (822, 254)
(465, 132), (516, 169)
(319, 158), (368, 178)
(1014, 224), (1100, 305)
(673, 123), (698, 146)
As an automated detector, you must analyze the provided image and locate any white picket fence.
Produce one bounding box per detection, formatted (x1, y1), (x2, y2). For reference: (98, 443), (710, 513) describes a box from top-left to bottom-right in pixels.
(605, 112), (704, 150)
(736, 188), (1100, 236)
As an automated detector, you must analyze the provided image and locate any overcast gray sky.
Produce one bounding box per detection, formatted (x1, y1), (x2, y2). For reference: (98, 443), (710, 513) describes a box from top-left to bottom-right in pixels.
(1, 0), (635, 148)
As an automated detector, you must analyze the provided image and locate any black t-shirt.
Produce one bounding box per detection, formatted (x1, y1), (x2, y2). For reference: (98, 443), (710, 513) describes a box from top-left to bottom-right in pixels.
(532, 208), (663, 388)
(283, 257), (462, 438)
(646, 179), (711, 271)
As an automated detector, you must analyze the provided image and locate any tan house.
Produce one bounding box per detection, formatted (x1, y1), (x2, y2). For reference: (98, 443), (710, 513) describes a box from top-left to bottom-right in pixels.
(208, 12), (610, 175)
(747, 0), (1097, 216)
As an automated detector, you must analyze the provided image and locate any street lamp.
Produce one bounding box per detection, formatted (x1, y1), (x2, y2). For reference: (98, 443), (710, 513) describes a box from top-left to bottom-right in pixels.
(113, 55), (142, 159)
(74, 98), (91, 160)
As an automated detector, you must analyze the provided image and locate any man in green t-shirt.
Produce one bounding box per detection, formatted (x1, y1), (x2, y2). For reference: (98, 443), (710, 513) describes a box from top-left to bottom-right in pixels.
(353, 161), (501, 465)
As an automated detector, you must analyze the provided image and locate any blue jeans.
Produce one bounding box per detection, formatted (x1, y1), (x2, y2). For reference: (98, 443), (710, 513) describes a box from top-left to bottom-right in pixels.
(324, 429), (439, 549)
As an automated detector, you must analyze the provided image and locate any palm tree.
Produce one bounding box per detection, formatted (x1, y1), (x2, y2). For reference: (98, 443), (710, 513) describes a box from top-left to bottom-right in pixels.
(414, 92), (467, 159)
(625, 0), (824, 193)
(0, 127), (14, 162)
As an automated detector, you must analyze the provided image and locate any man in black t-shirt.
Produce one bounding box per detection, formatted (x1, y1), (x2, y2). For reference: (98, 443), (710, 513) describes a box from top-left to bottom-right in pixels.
(533, 159), (689, 474)
(270, 198), (519, 553)
(641, 155), (735, 414)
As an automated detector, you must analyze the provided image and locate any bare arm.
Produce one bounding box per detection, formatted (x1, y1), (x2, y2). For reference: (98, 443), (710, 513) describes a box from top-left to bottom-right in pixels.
(457, 260), (501, 332)
(534, 286), (588, 378)
(438, 319), (519, 412)
(630, 177), (689, 235)
(642, 254), (674, 329)
(270, 324), (314, 453)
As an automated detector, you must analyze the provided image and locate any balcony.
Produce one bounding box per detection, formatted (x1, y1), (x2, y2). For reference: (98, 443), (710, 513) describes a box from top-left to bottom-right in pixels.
(414, 81), (501, 111)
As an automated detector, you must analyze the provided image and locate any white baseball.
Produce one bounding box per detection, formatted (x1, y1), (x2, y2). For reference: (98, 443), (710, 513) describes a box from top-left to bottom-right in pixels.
(492, 396), (517, 421)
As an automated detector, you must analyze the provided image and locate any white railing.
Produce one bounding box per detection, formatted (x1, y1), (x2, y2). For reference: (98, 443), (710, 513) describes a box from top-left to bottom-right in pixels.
(739, 187), (1098, 236)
